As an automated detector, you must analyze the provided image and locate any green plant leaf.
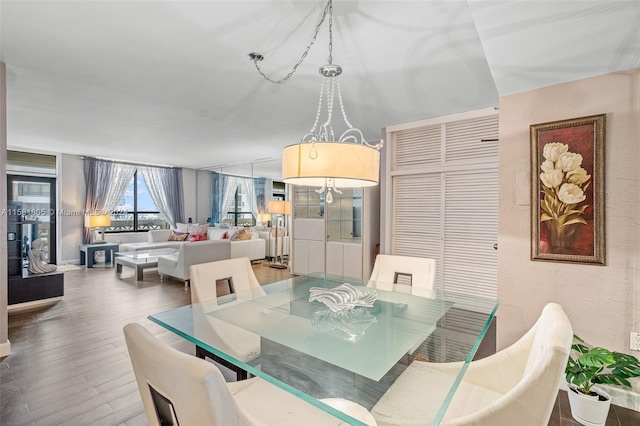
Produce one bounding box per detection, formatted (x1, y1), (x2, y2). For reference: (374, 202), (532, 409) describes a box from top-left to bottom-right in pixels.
(593, 374), (632, 388)
(579, 347), (615, 368)
(610, 353), (640, 378)
(567, 336), (640, 393)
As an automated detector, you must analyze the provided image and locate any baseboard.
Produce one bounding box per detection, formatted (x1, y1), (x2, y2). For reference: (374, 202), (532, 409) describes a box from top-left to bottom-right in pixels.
(0, 340), (10, 357)
(600, 384), (640, 411)
(8, 297), (62, 315)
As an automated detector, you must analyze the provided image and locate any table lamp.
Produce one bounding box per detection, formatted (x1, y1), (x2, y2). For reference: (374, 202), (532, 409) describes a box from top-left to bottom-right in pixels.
(85, 214), (111, 244)
(268, 201), (291, 269)
(260, 213), (271, 227)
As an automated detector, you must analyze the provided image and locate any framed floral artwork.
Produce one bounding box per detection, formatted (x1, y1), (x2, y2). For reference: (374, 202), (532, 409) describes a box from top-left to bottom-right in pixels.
(530, 114), (605, 264)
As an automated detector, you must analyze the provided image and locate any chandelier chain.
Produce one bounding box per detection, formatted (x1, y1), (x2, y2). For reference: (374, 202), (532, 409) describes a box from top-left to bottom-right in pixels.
(323, 77), (336, 140)
(309, 78), (326, 136)
(336, 77), (353, 129)
(327, 0), (334, 64)
(250, 0), (333, 85)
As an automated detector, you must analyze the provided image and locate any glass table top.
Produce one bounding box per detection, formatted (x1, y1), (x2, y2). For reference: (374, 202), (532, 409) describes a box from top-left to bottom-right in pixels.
(115, 248), (178, 262)
(149, 274), (498, 425)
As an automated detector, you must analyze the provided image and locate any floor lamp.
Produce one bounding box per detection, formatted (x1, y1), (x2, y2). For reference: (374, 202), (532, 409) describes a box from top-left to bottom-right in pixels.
(268, 200), (291, 269)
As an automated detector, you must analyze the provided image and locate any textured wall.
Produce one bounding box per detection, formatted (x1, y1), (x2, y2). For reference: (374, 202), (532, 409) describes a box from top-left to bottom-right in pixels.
(497, 70), (640, 356)
(59, 154), (85, 263)
(1, 62), (10, 353)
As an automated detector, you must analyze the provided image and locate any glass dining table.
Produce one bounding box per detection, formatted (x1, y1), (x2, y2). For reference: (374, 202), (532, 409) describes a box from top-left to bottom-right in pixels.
(148, 274), (499, 425)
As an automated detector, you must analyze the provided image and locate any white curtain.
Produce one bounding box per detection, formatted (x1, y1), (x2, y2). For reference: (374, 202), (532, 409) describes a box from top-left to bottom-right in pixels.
(220, 176), (240, 223)
(83, 158), (136, 243)
(138, 166), (185, 229)
(241, 178), (258, 220)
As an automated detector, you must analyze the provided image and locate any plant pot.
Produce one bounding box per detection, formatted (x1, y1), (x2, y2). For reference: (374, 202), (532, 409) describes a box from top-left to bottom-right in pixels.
(567, 384), (611, 426)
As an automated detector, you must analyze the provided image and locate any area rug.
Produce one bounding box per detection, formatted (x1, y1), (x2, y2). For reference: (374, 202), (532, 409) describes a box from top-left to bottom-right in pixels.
(56, 264), (82, 272)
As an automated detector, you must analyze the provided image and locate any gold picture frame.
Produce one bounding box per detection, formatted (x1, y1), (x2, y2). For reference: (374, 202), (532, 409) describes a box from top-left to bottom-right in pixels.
(530, 114), (605, 264)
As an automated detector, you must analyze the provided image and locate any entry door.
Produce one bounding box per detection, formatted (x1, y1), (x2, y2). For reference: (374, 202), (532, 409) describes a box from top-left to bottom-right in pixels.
(7, 175), (57, 264)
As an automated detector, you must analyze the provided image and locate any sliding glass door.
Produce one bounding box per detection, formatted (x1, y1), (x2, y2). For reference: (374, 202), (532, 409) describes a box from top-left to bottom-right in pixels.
(7, 175), (57, 264)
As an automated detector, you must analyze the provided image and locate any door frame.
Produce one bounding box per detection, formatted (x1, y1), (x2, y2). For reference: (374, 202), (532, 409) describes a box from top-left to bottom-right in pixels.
(7, 175), (57, 264)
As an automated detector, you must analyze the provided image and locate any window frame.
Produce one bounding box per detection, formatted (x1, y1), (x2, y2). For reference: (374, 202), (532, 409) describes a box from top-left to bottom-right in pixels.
(225, 186), (256, 227)
(106, 171), (168, 233)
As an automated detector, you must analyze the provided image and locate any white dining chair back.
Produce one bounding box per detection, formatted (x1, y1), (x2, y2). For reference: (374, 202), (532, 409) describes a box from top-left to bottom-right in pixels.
(124, 323), (374, 426)
(124, 322), (249, 425)
(190, 257), (265, 304)
(368, 254), (436, 299)
(189, 257), (266, 380)
(371, 303), (573, 426)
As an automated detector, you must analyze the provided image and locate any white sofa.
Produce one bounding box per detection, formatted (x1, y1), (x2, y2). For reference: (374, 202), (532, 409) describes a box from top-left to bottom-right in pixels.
(256, 231), (289, 259)
(206, 228), (266, 261)
(119, 228), (266, 261)
(157, 239), (231, 284)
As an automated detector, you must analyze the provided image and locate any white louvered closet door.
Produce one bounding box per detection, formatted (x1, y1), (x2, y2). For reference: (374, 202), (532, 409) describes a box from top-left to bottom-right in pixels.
(387, 108), (498, 298)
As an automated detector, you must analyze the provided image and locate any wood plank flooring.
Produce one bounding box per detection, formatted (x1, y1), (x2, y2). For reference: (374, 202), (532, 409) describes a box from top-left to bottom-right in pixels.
(2, 262), (638, 425)
(1, 262), (291, 426)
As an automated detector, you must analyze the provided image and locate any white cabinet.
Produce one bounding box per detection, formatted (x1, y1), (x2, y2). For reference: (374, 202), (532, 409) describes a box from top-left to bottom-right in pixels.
(326, 241), (363, 277)
(292, 218), (325, 275)
(290, 186), (379, 279)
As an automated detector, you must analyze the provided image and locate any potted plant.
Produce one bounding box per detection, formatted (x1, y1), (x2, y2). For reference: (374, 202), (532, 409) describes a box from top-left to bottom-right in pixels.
(565, 335), (640, 425)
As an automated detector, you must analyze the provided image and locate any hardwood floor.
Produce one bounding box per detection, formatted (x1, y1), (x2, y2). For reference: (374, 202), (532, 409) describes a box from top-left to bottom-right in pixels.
(2, 263), (639, 425)
(1, 262), (292, 426)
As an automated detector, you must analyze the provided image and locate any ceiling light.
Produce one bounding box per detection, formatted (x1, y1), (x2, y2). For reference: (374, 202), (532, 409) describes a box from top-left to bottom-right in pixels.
(249, 0), (382, 203)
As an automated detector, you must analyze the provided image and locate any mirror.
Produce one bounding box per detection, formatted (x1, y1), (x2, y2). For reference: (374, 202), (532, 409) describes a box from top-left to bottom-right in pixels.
(194, 159), (284, 226)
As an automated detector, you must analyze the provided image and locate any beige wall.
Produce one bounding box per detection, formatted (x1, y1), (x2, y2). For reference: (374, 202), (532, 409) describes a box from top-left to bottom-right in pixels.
(1, 62), (10, 355)
(498, 70), (640, 357)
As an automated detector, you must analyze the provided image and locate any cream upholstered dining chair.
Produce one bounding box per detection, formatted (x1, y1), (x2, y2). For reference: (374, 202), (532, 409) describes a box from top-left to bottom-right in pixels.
(190, 257), (264, 303)
(368, 254), (437, 358)
(189, 257), (266, 381)
(124, 322), (373, 426)
(367, 254), (436, 299)
(371, 303), (573, 426)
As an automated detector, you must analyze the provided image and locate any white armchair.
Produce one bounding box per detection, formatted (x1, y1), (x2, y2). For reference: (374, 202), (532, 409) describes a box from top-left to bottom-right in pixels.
(371, 303), (573, 426)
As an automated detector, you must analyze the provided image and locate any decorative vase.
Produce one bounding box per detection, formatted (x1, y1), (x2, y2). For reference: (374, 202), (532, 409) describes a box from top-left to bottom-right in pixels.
(567, 384), (611, 426)
(547, 220), (577, 254)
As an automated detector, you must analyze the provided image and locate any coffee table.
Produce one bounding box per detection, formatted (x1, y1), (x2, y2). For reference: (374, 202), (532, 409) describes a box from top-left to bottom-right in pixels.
(115, 248), (178, 281)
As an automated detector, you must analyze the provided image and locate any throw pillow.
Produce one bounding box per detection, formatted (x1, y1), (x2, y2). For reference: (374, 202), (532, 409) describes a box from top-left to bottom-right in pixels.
(221, 231), (229, 240)
(229, 228), (252, 241)
(187, 223), (209, 240)
(188, 233), (207, 242)
(168, 231), (189, 241)
(270, 226), (284, 237)
(175, 222), (189, 233)
(238, 227), (252, 241)
(229, 228), (243, 241)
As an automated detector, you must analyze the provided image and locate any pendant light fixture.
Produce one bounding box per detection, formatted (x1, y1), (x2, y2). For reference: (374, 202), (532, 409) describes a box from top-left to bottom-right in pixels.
(248, 0), (383, 203)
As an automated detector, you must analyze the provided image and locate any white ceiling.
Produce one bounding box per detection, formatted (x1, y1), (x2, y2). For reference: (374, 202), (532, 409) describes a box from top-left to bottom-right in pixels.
(2, 1), (639, 179)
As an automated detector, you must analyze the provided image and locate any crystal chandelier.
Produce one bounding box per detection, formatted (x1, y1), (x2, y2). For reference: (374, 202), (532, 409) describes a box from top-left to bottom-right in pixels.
(248, 0), (383, 203)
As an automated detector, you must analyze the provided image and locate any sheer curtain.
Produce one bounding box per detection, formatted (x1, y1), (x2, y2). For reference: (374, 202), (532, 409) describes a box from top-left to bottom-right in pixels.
(220, 175), (240, 224)
(83, 158), (136, 244)
(138, 166), (185, 229)
(240, 177), (258, 221)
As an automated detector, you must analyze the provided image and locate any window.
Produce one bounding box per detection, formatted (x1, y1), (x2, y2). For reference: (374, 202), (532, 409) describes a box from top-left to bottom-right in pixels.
(223, 185), (255, 227)
(109, 171), (169, 232)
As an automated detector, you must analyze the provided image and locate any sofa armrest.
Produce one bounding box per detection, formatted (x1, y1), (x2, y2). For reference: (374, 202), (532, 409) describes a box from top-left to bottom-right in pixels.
(148, 229), (172, 243)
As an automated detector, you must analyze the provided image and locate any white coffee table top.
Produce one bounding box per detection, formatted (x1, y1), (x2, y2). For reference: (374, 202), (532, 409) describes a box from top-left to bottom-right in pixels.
(115, 248), (178, 262)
